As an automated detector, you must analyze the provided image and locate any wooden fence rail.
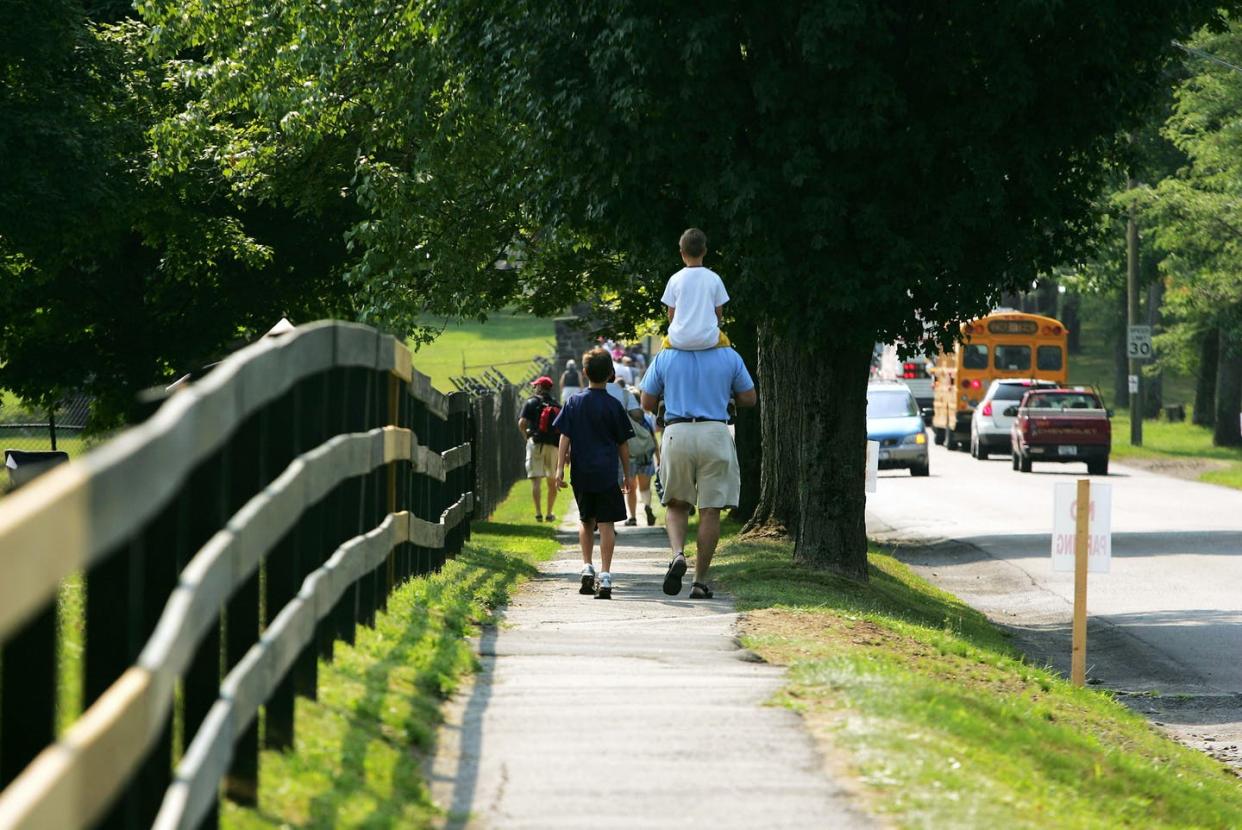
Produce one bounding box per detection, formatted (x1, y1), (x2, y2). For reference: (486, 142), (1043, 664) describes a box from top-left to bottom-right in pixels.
(0, 321), (526, 830)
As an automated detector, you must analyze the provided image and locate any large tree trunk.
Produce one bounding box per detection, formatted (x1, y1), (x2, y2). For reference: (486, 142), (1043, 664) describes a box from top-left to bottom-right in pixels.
(743, 324), (802, 537)
(1113, 286), (1130, 408)
(1193, 327), (1218, 427)
(730, 323), (761, 523)
(1143, 277), (1164, 419)
(1062, 291), (1082, 355)
(792, 338), (873, 580)
(1213, 329), (1242, 447)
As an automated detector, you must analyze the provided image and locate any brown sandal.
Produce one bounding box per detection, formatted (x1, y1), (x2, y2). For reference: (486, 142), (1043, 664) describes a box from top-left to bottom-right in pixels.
(689, 582), (713, 599)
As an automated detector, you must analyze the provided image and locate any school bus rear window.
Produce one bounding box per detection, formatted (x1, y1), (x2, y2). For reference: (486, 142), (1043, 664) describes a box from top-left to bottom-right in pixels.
(1037, 345), (1063, 371)
(963, 344), (988, 369)
(994, 345), (1031, 370)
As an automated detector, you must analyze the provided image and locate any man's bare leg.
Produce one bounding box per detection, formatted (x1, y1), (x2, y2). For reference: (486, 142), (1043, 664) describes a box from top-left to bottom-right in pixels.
(530, 477), (543, 517)
(694, 508), (721, 582)
(625, 480), (638, 521)
(665, 500), (690, 553)
(545, 478), (558, 518)
(661, 500), (691, 595)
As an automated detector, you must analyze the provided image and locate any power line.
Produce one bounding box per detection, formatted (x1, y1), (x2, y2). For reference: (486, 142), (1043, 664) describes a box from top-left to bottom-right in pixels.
(1172, 39), (1242, 76)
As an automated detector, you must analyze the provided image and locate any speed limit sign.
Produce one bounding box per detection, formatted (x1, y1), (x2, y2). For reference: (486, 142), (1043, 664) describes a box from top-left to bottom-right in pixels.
(1127, 325), (1153, 360)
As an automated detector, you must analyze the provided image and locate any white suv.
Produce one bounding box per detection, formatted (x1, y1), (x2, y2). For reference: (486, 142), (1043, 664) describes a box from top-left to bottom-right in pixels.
(970, 379), (1059, 459)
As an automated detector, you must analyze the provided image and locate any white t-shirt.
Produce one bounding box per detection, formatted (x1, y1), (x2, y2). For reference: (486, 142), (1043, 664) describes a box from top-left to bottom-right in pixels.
(612, 361), (635, 386)
(662, 266), (729, 350)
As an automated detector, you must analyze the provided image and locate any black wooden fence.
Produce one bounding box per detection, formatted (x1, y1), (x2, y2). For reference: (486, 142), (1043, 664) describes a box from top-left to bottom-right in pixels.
(0, 321), (526, 829)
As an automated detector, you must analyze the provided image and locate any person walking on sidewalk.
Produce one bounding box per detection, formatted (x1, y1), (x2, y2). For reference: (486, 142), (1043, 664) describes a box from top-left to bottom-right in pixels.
(640, 346), (756, 598)
(518, 376), (561, 523)
(553, 348), (634, 599)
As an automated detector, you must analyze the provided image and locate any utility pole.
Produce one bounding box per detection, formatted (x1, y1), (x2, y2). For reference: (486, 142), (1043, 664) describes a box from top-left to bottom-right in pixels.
(1126, 174), (1143, 447)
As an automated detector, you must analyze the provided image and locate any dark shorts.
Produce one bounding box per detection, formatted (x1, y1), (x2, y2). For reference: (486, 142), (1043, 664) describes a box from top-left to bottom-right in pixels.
(572, 484), (627, 524)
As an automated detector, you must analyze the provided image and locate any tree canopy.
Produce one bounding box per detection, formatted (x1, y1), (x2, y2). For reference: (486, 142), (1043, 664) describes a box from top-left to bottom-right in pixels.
(0, 2), (355, 423)
(4, 0), (1237, 571)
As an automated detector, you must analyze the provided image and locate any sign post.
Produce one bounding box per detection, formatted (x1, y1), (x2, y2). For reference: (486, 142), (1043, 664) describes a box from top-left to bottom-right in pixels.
(1052, 479), (1111, 686)
(865, 441), (879, 493)
(1127, 324), (1151, 448)
(1071, 480), (1090, 686)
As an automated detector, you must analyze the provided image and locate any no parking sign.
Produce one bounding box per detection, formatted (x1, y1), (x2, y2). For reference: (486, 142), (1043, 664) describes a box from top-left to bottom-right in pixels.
(1052, 481), (1111, 573)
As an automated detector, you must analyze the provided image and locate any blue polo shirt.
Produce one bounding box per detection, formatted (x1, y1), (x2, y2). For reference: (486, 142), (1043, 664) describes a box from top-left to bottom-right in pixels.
(552, 388), (634, 492)
(640, 348), (754, 421)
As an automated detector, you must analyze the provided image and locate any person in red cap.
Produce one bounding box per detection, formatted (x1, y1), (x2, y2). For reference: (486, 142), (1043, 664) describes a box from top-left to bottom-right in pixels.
(518, 375), (562, 522)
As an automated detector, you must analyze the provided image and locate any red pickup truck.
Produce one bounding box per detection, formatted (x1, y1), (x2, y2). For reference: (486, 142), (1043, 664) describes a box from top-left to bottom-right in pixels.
(1008, 388), (1111, 475)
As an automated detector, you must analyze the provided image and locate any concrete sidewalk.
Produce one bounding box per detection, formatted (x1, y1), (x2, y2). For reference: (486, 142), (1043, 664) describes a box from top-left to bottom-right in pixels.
(427, 507), (875, 829)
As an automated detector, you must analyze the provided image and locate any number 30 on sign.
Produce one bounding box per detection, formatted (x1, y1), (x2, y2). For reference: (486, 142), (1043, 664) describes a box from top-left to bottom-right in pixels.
(1051, 482), (1112, 573)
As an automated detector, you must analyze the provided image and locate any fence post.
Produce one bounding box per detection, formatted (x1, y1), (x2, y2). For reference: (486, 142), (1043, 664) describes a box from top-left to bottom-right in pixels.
(294, 371), (329, 700)
(223, 410), (264, 806)
(383, 374), (400, 606)
(0, 605), (56, 792)
(182, 451), (227, 830)
(85, 535), (145, 830)
(264, 387), (299, 751)
(133, 495), (185, 826)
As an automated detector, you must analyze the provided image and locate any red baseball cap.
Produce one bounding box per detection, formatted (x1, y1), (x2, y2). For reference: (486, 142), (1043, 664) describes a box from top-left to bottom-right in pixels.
(531, 376), (553, 387)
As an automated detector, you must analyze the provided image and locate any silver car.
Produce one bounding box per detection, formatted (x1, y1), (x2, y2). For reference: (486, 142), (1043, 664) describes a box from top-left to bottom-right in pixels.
(970, 378), (1059, 459)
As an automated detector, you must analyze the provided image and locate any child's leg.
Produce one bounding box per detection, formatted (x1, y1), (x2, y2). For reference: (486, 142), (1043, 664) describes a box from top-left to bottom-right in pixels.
(625, 478), (638, 519)
(598, 522), (615, 573)
(578, 518), (595, 564)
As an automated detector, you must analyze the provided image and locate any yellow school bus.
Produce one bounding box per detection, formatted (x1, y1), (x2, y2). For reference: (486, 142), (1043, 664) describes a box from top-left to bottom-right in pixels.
(931, 311), (1069, 449)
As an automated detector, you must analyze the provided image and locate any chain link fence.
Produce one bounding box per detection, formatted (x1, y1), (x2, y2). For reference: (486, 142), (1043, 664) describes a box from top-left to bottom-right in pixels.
(452, 355), (553, 519)
(0, 393), (92, 456)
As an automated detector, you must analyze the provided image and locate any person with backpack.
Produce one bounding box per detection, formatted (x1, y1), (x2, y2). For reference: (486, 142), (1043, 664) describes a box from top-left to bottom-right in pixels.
(624, 396), (660, 526)
(518, 375), (562, 522)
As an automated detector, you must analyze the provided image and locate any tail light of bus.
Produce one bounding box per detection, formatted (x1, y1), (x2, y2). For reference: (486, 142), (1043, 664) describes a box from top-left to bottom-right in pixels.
(903, 362), (918, 379)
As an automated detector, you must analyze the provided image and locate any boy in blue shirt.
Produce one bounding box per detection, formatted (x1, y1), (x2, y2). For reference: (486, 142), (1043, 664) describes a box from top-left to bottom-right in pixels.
(553, 347), (634, 599)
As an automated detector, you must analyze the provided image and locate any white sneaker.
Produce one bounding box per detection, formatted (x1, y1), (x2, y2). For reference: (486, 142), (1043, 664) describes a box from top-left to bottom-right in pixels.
(579, 565), (596, 595)
(594, 572), (613, 600)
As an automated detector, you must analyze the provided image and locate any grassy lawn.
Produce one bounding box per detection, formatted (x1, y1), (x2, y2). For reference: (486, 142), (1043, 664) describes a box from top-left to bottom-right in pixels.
(711, 532), (1242, 830)
(221, 482), (560, 829)
(410, 312), (556, 391)
(1108, 412), (1242, 489)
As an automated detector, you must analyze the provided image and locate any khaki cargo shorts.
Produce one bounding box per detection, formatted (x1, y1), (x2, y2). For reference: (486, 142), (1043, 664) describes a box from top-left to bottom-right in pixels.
(525, 440), (558, 478)
(658, 422), (740, 509)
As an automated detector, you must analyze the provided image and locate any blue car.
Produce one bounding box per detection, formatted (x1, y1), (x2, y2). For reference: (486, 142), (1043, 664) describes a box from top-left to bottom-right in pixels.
(867, 382), (930, 477)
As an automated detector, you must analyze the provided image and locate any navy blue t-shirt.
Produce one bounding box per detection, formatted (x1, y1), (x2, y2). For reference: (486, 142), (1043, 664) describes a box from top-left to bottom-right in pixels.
(552, 387), (634, 493)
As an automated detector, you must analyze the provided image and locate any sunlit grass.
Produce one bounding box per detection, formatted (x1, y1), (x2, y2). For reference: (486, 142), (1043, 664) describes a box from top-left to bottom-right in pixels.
(716, 536), (1242, 829)
(409, 312), (556, 390)
(221, 482), (560, 829)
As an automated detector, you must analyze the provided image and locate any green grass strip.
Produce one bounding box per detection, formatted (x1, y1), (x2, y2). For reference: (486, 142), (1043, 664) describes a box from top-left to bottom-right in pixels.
(221, 483), (560, 829)
(714, 534), (1242, 830)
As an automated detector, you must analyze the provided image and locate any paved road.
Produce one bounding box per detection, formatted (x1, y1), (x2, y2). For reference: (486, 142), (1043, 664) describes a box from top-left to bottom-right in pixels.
(866, 443), (1242, 768)
(427, 512), (875, 829)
